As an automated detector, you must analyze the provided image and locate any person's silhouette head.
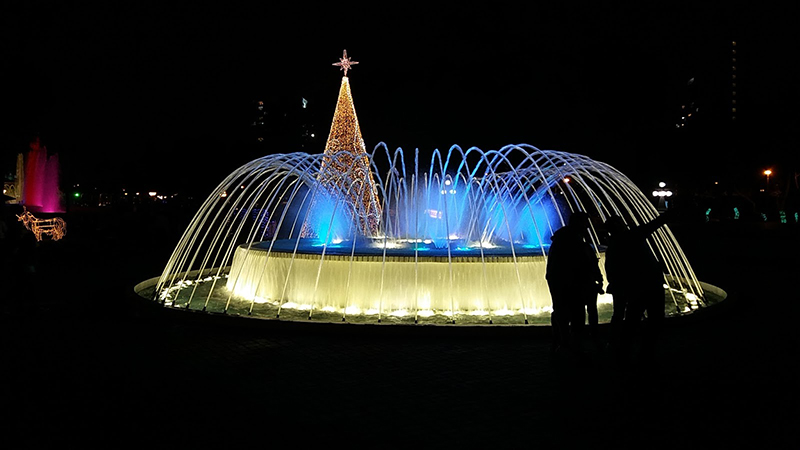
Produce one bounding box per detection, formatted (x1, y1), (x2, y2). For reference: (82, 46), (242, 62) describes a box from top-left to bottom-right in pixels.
(604, 215), (628, 234)
(569, 211), (590, 229)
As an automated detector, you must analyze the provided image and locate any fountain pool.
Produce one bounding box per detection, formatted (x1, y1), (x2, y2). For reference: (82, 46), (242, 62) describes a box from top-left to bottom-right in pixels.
(134, 54), (725, 327)
(134, 143), (724, 326)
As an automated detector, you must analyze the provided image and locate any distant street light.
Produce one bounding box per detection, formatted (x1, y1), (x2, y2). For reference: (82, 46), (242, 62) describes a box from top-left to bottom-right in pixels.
(652, 182), (672, 212)
(764, 169), (773, 185)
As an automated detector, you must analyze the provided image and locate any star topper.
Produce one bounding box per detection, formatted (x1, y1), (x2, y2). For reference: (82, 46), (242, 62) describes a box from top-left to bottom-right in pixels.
(333, 49), (359, 76)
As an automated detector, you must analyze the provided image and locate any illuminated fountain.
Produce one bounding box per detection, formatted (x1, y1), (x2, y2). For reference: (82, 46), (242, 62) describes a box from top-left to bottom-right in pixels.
(135, 51), (725, 326)
(20, 137), (65, 213)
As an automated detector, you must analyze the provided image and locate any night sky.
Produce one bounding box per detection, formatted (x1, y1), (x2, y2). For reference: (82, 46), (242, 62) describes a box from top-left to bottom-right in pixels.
(3, 2), (798, 196)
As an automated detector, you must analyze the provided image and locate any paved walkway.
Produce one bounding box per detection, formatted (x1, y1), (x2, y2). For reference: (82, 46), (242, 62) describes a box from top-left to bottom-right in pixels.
(2, 213), (798, 448)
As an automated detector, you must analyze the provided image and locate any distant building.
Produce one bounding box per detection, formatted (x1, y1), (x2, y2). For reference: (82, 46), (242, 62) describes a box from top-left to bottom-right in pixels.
(2, 153), (24, 204)
(673, 40), (743, 132)
(249, 93), (320, 151)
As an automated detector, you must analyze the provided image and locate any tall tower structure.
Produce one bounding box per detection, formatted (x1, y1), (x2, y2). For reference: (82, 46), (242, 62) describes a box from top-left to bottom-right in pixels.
(731, 40), (737, 121)
(304, 50), (382, 237)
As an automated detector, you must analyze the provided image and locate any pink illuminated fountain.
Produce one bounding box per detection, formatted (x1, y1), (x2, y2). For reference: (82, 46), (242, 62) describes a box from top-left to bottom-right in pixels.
(21, 137), (64, 214)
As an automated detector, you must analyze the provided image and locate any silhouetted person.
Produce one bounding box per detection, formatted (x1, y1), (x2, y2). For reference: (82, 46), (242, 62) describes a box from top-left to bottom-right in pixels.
(604, 211), (672, 363)
(1, 202), (31, 313)
(0, 198), (11, 277)
(546, 211), (604, 353)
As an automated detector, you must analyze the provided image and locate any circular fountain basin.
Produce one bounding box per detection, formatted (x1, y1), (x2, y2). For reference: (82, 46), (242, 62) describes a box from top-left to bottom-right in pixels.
(144, 236), (725, 326)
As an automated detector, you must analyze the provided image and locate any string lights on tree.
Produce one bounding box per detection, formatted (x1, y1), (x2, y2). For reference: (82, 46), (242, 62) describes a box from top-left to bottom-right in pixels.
(303, 50), (381, 237)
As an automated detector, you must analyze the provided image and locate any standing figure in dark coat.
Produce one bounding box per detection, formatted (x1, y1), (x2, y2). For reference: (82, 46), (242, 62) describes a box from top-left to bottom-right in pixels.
(603, 211), (672, 362)
(546, 211), (605, 353)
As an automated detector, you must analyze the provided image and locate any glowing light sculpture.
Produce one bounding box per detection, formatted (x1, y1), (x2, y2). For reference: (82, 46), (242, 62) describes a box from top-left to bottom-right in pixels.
(332, 49), (359, 76)
(17, 207), (67, 241)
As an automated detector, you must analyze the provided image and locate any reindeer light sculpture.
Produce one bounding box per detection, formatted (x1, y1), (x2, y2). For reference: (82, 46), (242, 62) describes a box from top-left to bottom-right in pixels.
(17, 207), (66, 241)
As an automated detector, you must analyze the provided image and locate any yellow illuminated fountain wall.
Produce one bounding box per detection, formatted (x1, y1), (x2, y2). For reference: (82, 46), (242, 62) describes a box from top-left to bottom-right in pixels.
(227, 249), (559, 324)
(141, 59), (719, 326)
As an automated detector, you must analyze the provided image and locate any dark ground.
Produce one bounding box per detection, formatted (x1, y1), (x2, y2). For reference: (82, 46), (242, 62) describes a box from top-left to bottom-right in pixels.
(2, 206), (798, 448)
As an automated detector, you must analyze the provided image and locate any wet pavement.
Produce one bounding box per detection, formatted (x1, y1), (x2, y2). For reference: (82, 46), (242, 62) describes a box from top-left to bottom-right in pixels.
(2, 209), (798, 447)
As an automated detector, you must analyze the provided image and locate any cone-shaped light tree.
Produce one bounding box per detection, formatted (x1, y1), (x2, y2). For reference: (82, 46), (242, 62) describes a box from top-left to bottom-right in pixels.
(305, 50), (381, 237)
